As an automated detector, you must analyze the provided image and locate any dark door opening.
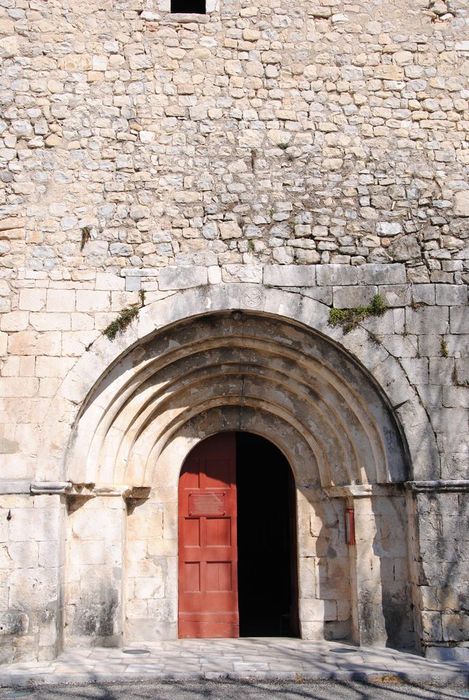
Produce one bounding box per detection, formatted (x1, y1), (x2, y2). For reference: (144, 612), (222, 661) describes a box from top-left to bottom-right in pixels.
(236, 433), (299, 637)
(171, 0), (206, 13)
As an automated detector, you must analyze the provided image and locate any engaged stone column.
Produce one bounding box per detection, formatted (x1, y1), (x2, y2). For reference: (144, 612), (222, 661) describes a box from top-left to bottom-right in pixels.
(64, 493), (126, 648)
(349, 493), (387, 647)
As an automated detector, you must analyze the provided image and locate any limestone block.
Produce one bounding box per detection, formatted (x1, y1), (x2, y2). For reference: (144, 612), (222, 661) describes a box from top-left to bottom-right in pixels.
(377, 222), (402, 236)
(0, 612), (29, 636)
(8, 331), (62, 356)
(442, 614), (469, 642)
(95, 273), (125, 291)
(158, 267), (207, 290)
(0, 216), (25, 232)
(388, 235), (420, 262)
(374, 65), (404, 80)
(35, 356), (75, 378)
(76, 290), (110, 313)
(379, 285), (411, 308)
(46, 289), (76, 313)
(316, 264), (359, 286)
(30, 313), (71, 332)
(443, 386), (469, 408)
(7, 541), (39, 569)
(380, 335), (417, 358)
(401, 358), (428, 385)
(412, 284), (435, 305)
(222, 265), (262, 283)
(264, 265), (316, 287)
(406, 307), (449, 335)
(301, 598), (325, 621)
(333, 285), (377, 309)
(435, 285), (467, 306)
(454, 191), (469, 216)
(219, 221), (242, 239)
(19, 289), (46, 312)
(450, 307), (469, 334)
(455, 358), (469, 385)
(0, 378), (39, 398)
(0, 311), (29, 332)
(373, 356), (414, 405)
(133, 575), (165, 600)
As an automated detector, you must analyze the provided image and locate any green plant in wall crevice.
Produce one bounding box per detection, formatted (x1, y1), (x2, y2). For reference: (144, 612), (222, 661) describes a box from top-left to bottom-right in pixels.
(103, 290), (145, 341)
(328, 294), (387, 333)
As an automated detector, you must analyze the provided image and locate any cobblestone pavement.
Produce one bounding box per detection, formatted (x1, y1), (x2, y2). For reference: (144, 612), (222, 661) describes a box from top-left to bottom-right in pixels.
(0, 639), (468, 689)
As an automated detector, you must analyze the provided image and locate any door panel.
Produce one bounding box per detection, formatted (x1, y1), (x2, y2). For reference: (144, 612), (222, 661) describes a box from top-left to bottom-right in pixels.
(178, 432), (238, 638)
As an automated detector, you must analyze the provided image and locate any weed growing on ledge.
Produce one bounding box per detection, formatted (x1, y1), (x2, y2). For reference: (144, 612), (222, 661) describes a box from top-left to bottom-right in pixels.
(103, 290), (146, 341)
(328, 294), (387, 333)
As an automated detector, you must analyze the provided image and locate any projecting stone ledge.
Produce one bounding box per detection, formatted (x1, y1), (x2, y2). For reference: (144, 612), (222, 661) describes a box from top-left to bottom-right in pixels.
(406, 480), (469, 492)
(30, 481), (72, 494)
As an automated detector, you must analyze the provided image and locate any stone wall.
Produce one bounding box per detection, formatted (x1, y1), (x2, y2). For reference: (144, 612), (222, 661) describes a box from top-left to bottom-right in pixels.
(0, 0), (468, 665)
(0, 494), (64, 663)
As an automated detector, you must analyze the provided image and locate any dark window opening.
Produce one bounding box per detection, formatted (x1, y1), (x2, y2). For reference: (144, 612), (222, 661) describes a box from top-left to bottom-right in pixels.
(171, 0), (206, 12)
(236, 432), (299, 637)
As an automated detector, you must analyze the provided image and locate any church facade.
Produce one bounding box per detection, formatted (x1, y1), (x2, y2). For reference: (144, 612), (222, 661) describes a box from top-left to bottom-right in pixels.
(0, 0), (468, 665)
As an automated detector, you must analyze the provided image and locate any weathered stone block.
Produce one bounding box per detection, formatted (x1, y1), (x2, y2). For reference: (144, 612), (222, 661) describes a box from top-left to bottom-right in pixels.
(406, 307), (449, 335)
(316, 264), (360, 286)
(222, 265), (262, 283)
(454, 191), (469, 216)
(0, 312), (29, 332)
(76, 291), (110, 313)
(443, 386), (469, 408)
(264, 265), (316, 287)
(429, 358), (455, 385)
(435, 285), (467, 306)
(442, 613), (469, 642)
(158, 267), (207, 290)
(19, 289), (46, 312)
(412, 284), (435, 305)
(46, 289), (76, 313)
(378, 285), (411, 307)
(219, 221), (242, 240)
(333, 285), (377, 309)
(450, 307), (469, 334)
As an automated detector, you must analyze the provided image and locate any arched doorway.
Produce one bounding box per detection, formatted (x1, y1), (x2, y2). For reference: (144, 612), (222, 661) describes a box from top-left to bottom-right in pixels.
(178, 432), (299, 638)
(57, 293), (421, 652)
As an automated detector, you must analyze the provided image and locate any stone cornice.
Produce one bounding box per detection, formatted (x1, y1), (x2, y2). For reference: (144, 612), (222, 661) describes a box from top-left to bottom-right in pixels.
(0, 481), (152, 497)
(406, 480), (469, 493)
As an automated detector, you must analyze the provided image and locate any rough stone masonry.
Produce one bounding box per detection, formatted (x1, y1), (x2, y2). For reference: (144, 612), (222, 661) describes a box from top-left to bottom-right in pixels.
(0, 0), (468, 667)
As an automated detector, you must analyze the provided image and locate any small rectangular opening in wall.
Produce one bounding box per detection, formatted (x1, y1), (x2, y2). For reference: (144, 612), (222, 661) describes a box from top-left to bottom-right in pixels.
(171, 0), (206, 12)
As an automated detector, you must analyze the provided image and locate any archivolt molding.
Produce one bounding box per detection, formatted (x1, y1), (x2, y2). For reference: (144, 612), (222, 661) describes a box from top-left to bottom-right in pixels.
(39, 284), (438, 484)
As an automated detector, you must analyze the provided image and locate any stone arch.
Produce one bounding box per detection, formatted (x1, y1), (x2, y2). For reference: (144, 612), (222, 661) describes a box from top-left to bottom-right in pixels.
(66, 310), (408, 489)
(40, 284), (438, 484)
(53, 284), (433, 650)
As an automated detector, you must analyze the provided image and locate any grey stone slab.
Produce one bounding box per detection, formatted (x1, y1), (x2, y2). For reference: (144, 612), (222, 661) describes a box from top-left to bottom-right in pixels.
(158, 267), (208, 290)
(412, 284), (436, 305)
(333, 285), (377, 308)
(450, 306), (469, 334)
(264, 265), (316, 287)
(435, 284), (467, 306)
(406, 306), (449, 334)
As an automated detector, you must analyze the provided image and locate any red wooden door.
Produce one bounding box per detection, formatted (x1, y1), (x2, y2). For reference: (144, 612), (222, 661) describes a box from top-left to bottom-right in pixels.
(178, 432), (239, 638)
